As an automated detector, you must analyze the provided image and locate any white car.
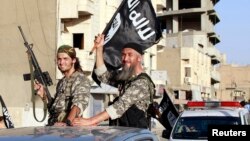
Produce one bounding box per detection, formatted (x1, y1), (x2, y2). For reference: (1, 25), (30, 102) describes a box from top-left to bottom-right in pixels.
(0, 126), (159, 141)
(165, 101), (250, 141)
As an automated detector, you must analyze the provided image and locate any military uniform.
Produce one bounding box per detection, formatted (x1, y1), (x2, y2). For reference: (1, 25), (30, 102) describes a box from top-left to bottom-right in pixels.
(51, 71), (90, 122)
(95, 65), (155, 128)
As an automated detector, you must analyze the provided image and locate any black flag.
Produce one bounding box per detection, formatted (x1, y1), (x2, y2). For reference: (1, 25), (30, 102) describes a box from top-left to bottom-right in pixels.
(157, 89), (179, 131)
(92, 0), (162, 85)
(0, 95), (14, 128)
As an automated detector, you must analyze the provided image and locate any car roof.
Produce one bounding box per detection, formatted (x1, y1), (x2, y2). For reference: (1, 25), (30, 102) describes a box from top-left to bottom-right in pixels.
(0, 126), (159, 141)
(180, 108), (247, 117)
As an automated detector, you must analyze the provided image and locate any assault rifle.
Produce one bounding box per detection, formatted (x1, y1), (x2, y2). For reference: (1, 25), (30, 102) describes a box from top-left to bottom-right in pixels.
(18, 26), (54, 123)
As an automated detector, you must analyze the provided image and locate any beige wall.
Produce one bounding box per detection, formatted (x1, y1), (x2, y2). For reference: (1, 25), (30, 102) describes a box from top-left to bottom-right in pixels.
(157, 0), (221, 102)
(217, 64), (250, 101)
(0, 0), (57, 127)
(157, 47), (181, 87)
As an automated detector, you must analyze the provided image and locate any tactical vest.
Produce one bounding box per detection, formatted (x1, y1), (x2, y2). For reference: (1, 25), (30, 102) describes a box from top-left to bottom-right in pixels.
(48, 71), (80, 125)
(109, 73), (155, 129)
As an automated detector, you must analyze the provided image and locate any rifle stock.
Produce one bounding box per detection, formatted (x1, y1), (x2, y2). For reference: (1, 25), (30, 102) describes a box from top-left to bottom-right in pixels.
(18, 26), (53, 108)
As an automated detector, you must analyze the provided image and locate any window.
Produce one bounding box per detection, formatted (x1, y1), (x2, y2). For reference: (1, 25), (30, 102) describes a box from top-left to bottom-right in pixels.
(174, 90), (179, 99)
(243, 113), (250, 125)
(73, 33), (84, 49)
(186, 91), (192, 100)
(172, 117), (240, 139)
(185, 67), (191, 77)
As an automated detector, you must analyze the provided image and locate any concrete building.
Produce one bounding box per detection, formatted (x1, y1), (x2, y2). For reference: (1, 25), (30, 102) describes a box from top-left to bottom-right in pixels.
(216, 64), (250, 101)
(157, 0), (222, 109)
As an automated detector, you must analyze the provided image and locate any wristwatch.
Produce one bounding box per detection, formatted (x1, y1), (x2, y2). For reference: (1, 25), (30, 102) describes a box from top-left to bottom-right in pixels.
(65, 119), (71, 126)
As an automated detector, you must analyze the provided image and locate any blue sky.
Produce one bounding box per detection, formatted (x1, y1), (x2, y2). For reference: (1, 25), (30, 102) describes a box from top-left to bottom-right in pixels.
(215, 0), (250, 65)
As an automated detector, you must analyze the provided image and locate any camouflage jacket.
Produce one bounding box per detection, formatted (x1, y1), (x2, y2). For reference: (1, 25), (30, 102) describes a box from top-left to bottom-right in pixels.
(51, 71), (90, 121)
(95, 65), (155, 120)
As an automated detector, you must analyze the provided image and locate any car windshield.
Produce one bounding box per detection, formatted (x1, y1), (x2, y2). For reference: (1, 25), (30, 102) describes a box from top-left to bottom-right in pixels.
(172, 116), (240, 139)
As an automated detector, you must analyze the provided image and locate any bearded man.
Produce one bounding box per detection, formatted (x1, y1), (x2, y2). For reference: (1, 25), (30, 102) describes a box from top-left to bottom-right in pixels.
(72, 34), (155, 129)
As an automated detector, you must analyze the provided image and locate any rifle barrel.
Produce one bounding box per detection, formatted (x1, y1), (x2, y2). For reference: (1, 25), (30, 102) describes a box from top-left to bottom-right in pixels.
(18, 26), (53, 108)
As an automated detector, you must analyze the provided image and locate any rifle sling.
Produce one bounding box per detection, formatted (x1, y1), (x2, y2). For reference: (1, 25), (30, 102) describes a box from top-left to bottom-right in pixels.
(28, 53), (47, 122)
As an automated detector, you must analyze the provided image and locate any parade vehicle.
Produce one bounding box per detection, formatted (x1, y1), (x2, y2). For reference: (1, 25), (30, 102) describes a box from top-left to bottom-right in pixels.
(164, 101), (250, 141)
(0, 126), (159, 141)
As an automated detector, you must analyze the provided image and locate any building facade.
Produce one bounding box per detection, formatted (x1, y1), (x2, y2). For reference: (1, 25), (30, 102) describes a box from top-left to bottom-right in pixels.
(216, 64), (250, 101)
(157, 0), (222, 110)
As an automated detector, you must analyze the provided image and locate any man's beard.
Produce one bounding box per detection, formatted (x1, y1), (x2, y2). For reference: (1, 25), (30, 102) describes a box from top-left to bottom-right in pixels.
(115, 65), (135, 81)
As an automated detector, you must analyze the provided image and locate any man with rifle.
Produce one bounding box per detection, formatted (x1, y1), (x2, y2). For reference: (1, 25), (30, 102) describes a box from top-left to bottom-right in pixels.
(34, 45), (91, 126)
(18, 26), (90, 126)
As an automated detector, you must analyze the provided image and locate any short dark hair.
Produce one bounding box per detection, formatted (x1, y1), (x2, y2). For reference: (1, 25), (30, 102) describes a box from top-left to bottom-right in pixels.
(122, 42), (144, 55)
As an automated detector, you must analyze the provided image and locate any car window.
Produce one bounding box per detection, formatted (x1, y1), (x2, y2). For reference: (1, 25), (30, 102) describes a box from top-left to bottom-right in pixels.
(172, 116), (241, 139)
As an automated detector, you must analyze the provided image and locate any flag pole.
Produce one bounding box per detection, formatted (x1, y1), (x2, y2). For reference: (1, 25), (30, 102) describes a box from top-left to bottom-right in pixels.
(89, 0), (127, 55)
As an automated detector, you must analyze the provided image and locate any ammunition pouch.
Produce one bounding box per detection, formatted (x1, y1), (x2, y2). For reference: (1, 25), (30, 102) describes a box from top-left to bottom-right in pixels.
(109, 97), (149, 128)
(47, 111), (67, 126)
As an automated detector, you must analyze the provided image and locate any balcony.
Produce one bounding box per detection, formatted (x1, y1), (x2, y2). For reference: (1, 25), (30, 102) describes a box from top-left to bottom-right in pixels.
(157, 8), (206, 17)
(78, 0), (95, 16)
(211, 70), (220, 84)
(181, 47), (191, 60)
(208, 9), (220, 24)
(208, 32), (220, 45)
(211, 0), (220, 5)
(165, 30), (207, 48)
(59, 0), (94, 19)
(206, 47), (222, 65)
(156, 0), (166, 13)
(59, 0), (79, 19)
